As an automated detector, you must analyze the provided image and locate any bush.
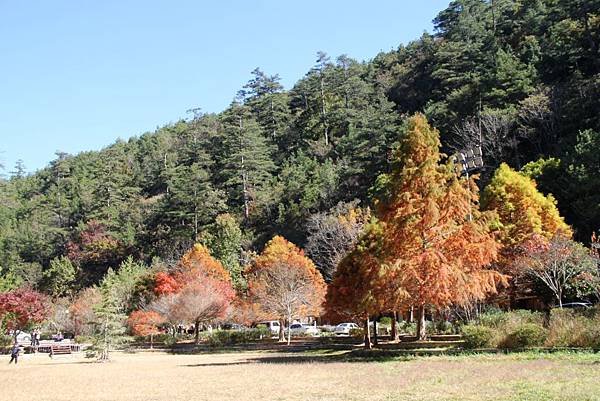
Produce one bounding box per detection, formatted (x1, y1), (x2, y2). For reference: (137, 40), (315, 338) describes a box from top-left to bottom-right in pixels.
(205, 328), (268, 347)
(433, 320), (455, 334)
(546, 308), (600, 348)
(378, 317), (392, 326)
(0, 335), (13, 347)
(462, 325), (494, 348)
(74, 335), (95, 344)
(349, 327), (365, 338)
(254, 325), (269, 338)
(477, 309), (507, 329)
(399, 321), (416, 336)
(500, 323), (547, 349)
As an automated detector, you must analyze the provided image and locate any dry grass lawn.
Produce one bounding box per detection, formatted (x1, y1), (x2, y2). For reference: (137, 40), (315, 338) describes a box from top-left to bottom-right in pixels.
(1, 350), (599, 401)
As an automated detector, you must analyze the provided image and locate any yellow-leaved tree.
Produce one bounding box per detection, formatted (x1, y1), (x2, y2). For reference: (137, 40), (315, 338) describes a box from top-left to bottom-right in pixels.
(481, 163), (571, 306)
(482, 163), (571, 247)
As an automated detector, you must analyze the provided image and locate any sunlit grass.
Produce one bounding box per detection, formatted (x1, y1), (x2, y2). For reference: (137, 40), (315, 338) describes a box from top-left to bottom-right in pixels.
(1, 350), (599, 401)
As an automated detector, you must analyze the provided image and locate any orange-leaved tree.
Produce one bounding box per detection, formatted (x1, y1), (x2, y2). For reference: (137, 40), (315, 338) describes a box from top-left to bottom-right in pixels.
(177, 244), (232, 284)
(325, 221), (407, 348)
(245, 236), (326, 344)
(153, 244), (232, 296)
(376, 114), (504, 340)
(149, 244), (235, 342)
(127, 310), (165, 349)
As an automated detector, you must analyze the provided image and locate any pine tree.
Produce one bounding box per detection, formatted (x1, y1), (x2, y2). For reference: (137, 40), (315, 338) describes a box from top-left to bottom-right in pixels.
(242, 68), (291, 154)
(218, 100), (276, 221)
(91, 269), (128, 361)
(201, 214), (244, 289)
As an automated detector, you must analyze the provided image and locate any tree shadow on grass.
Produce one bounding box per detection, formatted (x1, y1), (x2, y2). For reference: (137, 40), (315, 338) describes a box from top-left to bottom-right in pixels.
(180, 349), (418, 367)
(182, 361), (254, 367)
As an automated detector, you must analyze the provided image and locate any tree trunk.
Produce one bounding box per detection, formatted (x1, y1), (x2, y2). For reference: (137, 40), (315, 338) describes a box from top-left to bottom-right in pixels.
(194, 321), (200, 344)
(364, 316), (372, 349)
(287, 312), (292, 346)
(373, 318), (378, 346)
(391, 311), (399, 342)
(278, 319), (285, 342)
(150, 334), (154, 350)
(409, 306), (414, 323)
(416, 305), (427, 341)
(557, 293), (563, 309)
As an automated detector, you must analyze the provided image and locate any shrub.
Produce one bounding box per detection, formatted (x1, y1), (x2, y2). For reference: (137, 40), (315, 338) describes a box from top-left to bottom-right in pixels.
(378, 317), (392, 326)
(399, 321), (416, 336)
(462, 325), (494, 348)
(254, 325), (269, 339)
(74, 335), (95, 344)
(546, 308), (600, 348)
(205, 328), (268, 347)
(433, 320), (454, 334)
(349, 327), (365, 338)
(477, 309), (507, 329)
(500, 323), (547, 348)
(0, 335), (13, 347)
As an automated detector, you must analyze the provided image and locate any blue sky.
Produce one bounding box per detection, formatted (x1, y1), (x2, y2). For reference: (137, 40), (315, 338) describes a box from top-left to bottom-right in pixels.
(0, 1), (444, 173)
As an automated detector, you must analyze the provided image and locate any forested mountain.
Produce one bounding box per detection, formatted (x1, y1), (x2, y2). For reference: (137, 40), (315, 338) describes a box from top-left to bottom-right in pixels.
(1, 0), (599, 293)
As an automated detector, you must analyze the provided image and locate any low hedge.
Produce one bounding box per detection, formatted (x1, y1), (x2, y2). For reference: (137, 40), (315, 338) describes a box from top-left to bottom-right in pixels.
(500, 323), (547, 348)
(462, 325), (494, 348)
(461, 308), (600, 350)
(205, 328), (269, 347)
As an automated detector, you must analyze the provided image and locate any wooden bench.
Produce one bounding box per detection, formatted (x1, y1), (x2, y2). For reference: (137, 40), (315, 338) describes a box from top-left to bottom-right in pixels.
(49, 345), (72, 358)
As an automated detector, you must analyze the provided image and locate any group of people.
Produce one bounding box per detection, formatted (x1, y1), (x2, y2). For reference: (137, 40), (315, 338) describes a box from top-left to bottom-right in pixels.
(31, 329), (41, 348)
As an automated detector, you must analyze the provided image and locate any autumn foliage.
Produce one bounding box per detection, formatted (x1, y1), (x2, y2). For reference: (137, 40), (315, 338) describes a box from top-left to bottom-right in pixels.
(0, 288), (50, 338)
(481, 163), (572, 305)
(376, 115), (505, 339)
(325, 222), (397, 320)
(327, 114), (505, 341)
(128, 310), (165, 336)
(147, 244), (235, 343)
(154, 244), (232, 296)
(69, 287), (102, 336)
(127, 310), (165, 348)
(482, 163), (572, 247)
(245, 236), (326, 343)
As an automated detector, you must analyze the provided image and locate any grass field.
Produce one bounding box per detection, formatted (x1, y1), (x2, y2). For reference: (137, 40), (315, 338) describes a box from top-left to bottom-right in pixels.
(1, 350), (599, 401)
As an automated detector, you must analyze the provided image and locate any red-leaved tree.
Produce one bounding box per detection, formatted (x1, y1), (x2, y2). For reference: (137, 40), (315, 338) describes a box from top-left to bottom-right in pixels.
(0, 288), (50, 342)
(127, 310), (166, 349)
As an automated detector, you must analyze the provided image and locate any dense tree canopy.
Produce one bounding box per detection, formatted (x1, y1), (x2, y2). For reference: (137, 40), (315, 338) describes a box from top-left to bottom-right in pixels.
(0, 0), (598, 300)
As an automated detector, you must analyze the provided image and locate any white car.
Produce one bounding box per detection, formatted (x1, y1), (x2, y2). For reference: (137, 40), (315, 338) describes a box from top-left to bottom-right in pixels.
(256, 321), (281, 336)
(8, 330), (31, 343)
(334, 323), (360, 336)
(288, 323), (320, 337)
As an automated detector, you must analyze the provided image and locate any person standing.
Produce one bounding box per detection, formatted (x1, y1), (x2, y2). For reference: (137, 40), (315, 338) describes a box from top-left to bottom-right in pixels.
(9, 343), (20, 365)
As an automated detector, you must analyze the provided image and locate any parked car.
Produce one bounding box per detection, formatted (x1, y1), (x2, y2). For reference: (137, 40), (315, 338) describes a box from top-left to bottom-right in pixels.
(7, 330), (31, 343)
(221, 323), (245, 331)
(561, 302), (592, 309)
(288, 323), (320, 337)
(256, 321), (281, 336)
(334, 323), (360, 336)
